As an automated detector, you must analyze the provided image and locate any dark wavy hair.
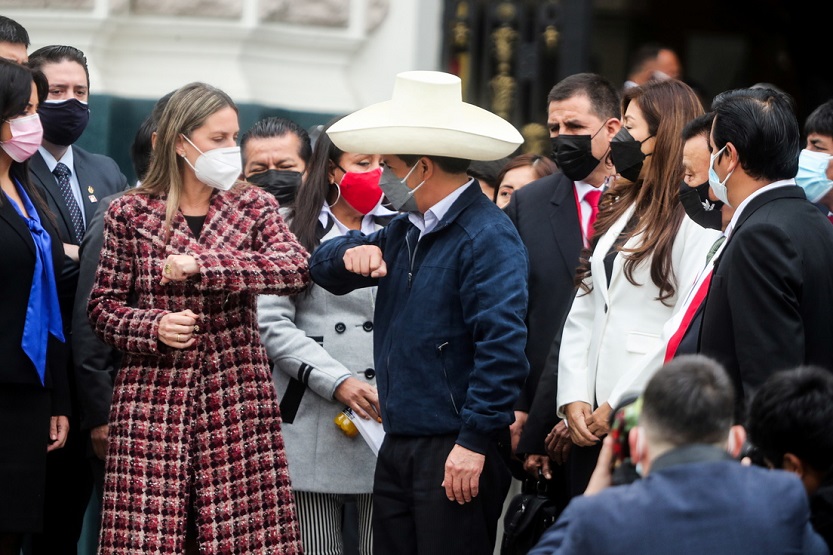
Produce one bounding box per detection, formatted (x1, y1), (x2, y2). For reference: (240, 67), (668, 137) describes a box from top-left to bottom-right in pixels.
(288, 116), (345, 253)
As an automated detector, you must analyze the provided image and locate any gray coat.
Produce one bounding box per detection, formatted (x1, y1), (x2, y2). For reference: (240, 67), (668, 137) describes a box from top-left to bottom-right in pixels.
(258, 220), (379, 493)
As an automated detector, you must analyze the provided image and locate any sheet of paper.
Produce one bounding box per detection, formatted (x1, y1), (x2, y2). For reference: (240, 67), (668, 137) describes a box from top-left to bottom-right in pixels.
(345, 407), (385, 456)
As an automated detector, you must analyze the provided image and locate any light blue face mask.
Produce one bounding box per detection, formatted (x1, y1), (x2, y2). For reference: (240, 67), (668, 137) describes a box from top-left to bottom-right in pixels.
(708, 145), (733, 207)
(795, 149), (833, 203)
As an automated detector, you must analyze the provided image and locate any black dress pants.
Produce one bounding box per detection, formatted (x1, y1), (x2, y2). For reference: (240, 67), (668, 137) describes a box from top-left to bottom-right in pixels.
(373, 433), (511, 555)
(29, 362), (94, 555)
(567, 441), (603, 498)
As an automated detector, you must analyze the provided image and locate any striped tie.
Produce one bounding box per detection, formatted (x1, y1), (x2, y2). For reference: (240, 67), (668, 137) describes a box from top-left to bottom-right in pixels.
(53, 162), (85, 243)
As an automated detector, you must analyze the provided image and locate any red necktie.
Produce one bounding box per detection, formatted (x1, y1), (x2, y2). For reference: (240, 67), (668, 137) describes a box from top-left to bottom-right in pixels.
(585, 189), (602, 241)
(664, 270), (713, 362)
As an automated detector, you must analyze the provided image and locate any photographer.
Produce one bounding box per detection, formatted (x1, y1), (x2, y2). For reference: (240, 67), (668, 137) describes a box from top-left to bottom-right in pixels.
(528, 355), (827, 555)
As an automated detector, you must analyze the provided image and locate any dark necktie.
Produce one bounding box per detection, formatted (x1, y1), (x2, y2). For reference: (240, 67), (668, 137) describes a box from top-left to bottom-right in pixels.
(53, 162), (84, 243)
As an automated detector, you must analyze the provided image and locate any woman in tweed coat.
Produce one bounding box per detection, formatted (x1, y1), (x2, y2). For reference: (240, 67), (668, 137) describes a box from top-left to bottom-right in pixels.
(258, 124), (393, 554)
(88, 82), (309, 555)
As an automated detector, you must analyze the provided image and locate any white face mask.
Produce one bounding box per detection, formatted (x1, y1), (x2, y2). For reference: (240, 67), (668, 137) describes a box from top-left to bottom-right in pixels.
(708, 145), (733, 207)
(180, 134), (241, 191)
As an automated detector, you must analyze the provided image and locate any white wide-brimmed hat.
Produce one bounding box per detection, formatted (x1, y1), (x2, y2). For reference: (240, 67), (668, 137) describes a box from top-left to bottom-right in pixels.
(327, 71), (523, 161)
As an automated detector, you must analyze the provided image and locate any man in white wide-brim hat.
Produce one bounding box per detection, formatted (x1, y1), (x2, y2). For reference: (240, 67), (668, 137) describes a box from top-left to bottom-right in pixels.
(310, 70), (530, 553)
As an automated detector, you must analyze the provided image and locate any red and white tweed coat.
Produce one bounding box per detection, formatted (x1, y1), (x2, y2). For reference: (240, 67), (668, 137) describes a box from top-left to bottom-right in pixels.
(88, 185), (309, 554)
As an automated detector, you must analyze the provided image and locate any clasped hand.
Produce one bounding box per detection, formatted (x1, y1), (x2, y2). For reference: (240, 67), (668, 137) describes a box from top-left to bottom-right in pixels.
(158, 309), (200, 349)
(564, 401), (612, 446)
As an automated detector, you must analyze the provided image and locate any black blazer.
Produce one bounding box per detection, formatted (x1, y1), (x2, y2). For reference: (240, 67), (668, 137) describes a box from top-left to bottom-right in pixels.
(699, 186), (833, 420)
(504, 172), (584, 455)
(29, 147), (129, 331)
(72, 192), (124, 430)
(0, 187), (70, 415)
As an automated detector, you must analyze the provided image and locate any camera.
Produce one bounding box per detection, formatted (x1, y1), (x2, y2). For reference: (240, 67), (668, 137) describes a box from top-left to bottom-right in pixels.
(608, 393), (642, 485)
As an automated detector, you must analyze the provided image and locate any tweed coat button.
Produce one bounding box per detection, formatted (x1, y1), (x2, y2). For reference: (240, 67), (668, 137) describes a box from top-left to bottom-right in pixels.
(335, 322), (346, 333)
(364, 368), (376, 379)
(362, 321), (373, 332)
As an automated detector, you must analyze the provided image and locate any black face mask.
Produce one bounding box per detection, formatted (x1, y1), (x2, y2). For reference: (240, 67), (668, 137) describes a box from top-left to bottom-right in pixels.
(38, 98), (90, 146)
(609, 127), (651, 182)
(679, 179), (724, 230)
(551, 123), (606, 182)
(246, 170), (302, 205)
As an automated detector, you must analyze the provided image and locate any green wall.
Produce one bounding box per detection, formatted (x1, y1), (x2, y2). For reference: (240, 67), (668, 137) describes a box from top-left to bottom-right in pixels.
(76, 94), (337, 184)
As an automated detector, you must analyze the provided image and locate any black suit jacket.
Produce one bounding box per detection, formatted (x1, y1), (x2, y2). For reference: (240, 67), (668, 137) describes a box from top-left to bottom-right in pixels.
(699, 186), (833, 420)
(0, 186), (70, 415)
(72, 192), (124, 430)
(29, 147), (129, 332)
(504, 172), (584, 455)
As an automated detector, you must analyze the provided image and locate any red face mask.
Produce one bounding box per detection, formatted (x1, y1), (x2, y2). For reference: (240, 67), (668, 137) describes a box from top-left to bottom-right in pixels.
(337, 166), (383, 215)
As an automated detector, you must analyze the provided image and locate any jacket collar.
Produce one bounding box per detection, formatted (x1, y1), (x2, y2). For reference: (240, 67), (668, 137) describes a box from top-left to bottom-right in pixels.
(651, 444), (734, 473)
(590, 202), (637, 301)
(730, 184), (804, 237)
(29, 151), (74, 242)
(547, 172), (584, 276)
(420, 178), (485, 236)
(549, 171), (575, 206)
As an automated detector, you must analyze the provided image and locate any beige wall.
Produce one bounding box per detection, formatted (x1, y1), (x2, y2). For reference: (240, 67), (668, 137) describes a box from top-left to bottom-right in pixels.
(4, 0), (443, 113)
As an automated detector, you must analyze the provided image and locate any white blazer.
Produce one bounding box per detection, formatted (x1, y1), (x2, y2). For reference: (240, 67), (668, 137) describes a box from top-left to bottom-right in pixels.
(557, 204), (721, 416)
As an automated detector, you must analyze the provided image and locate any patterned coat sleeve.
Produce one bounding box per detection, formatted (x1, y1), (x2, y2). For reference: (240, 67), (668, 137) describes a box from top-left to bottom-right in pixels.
(191, 202), (310, 295)
(190, 199), (310, 295)
(87, 198), (168, 355)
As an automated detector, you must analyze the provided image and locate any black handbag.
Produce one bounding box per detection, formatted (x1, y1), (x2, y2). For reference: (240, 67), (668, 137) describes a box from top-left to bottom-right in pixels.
(500, 477), (560, 555)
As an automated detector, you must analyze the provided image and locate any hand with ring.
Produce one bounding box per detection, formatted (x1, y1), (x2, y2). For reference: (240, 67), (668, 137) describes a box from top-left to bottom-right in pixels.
(158, 309), (200, 349)
(160, 255), (200, 285)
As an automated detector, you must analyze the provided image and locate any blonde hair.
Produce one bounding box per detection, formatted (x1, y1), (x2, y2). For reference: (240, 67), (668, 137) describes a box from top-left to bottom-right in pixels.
(132, 82), (238, 239)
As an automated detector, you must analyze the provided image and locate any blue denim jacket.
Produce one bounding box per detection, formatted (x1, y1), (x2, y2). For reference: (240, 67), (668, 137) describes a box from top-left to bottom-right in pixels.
(310, 183), (530, 454)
